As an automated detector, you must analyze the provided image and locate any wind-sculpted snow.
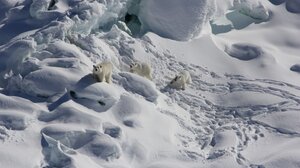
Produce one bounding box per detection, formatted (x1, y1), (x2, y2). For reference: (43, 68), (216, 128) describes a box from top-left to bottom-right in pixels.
(0, 93), (42, 130)
(290, 64), (300, 73)
(70, 80), (122, 112)
(112, 94), (143, 127)
(39, 100), (103, 128)
(139, 0), (216, 41)
(225, 43), (263, 61)
(41, 125), (122, 162)
(118, 72), (159, 102)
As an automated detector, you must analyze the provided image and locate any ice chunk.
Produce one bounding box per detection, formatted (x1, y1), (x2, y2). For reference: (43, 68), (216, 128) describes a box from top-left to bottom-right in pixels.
(29, 0), (64, 20)
(233, 0), (269, 20)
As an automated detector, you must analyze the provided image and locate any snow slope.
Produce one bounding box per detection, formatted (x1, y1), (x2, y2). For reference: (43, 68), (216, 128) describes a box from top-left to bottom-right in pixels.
(1, 0), (300, 168)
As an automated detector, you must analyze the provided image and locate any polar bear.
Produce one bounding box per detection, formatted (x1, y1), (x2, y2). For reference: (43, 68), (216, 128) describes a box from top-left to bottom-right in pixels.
(129, 62), (152, 80)
(93, 61), (113, 83)
(169, 70), (192, 90)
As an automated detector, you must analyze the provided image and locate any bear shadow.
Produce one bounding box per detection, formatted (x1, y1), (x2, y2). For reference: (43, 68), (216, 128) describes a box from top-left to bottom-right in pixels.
(48, 74), (97, 111)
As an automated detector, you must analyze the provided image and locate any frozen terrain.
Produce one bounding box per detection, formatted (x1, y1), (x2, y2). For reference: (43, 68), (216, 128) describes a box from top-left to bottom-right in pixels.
(1, 0), (300, 167)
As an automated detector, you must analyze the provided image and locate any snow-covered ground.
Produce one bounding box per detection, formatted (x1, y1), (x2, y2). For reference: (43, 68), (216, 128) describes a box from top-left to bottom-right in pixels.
(1, 0), (300, 167)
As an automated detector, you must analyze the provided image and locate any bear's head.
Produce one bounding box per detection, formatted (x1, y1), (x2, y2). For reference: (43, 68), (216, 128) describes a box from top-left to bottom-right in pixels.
(169, 75), (183, 89)
(129, 62), (139, 72)
(93, 64), (103, 74)
(170, 76), (182, 84)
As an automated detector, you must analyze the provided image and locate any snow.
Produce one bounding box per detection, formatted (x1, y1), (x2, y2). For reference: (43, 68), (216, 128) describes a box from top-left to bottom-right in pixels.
(118, 72), (159, 102)
(242, 132), (300, 168)
(225, 43), (264, 61)
(139, 0), (216, 41)
(253, 111), (300, 134)
(1, 0), (300, 167)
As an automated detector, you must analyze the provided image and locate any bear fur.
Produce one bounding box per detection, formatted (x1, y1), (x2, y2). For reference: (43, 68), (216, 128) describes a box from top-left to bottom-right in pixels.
(93, 61), (113, 83)
(129, 62), (152, 80)
(169, 70), (192, 90)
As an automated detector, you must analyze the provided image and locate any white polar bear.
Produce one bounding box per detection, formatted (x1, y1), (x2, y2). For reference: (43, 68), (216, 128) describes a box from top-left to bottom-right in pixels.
(129, 62), (152, 80)
(93, 61), (113, 83)
(169, 70), (192, 90)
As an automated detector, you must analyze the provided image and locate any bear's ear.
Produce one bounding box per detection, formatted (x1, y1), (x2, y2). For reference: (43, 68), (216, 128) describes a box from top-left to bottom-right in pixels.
(93, 65), (97, 69)
(173, 76), (178, 81)
(177, 76), (182, 80)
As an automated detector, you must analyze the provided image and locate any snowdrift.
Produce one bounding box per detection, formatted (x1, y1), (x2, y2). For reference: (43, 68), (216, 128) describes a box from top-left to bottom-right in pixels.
(139, 0), (216, 41)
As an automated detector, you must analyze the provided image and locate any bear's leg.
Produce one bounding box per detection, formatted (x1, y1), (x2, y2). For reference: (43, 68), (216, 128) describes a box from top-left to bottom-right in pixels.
(100, 75), (105, 82)
(187, 76), (192, 84)
(94, 74), (100, 82)
(106, 73), (112, 84)
(182, 83), (186, 90)
(146, 74), (152, 80)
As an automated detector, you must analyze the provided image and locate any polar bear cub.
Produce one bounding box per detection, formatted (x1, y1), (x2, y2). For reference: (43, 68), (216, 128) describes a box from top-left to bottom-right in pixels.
(169, 70), (192, 90)
(93, 61), (113, 83)
(129, 61), (152, 80)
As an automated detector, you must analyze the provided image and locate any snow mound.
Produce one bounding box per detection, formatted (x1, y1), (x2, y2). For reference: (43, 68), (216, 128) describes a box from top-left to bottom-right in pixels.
(39, 101), (102, 129)
(118, 72), (159, 102)
(112, 94), (143, 127)
(41, 125), (121, 163)
(0, 112), (29, 130)
(225, 43), (263, 61)
(0, 93), (41, 130)
(139, 0), (216, 41)
(22, 67), (82, 98)
(70, 76), (122, 112)
(290, 64), (300, 73)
